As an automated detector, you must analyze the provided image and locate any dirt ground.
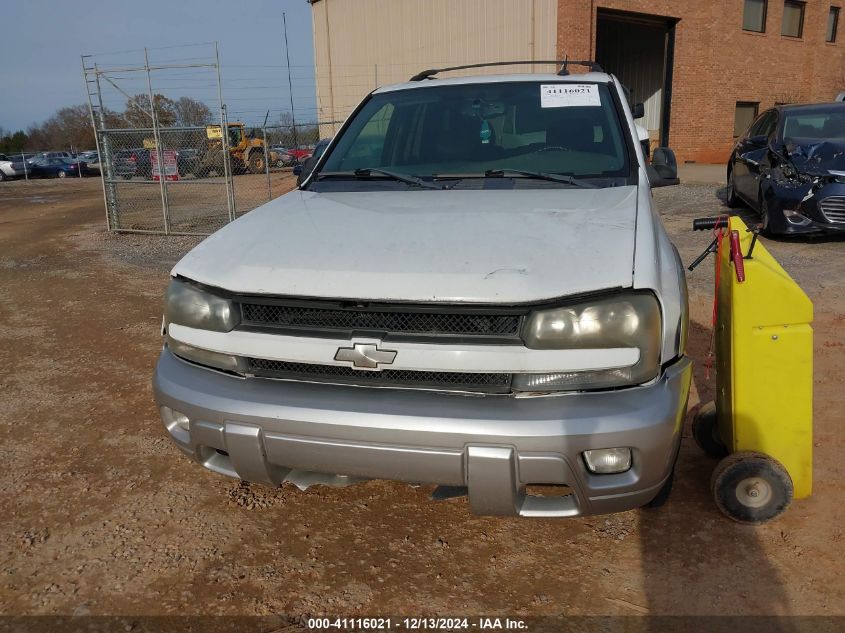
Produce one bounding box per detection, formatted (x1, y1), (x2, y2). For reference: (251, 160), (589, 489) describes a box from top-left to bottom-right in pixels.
(1, 177), (843, 623)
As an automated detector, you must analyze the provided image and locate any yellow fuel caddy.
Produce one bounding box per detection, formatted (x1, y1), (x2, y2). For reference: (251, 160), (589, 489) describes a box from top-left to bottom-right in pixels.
(691, 215), (813, 524)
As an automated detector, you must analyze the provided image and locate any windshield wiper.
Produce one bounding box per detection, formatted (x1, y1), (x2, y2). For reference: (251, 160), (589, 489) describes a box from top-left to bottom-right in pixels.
(317, 168), (444, 190)
(483, 168), (598, 188)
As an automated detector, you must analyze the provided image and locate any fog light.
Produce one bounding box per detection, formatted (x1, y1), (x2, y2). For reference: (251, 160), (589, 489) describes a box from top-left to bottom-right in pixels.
(784, 210), (811, 226)
(583, 448), (632, 474)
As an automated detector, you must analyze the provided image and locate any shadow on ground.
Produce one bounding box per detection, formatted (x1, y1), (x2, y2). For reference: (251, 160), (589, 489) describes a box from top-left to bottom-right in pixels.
(638, 318), (798, 629)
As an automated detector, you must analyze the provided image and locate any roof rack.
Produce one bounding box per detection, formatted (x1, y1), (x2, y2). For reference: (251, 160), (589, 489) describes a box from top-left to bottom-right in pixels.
(408, 60), (603, 82)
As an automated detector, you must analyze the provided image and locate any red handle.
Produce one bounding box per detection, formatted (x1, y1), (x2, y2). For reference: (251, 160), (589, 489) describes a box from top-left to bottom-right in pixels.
(730, 230), (745, 282)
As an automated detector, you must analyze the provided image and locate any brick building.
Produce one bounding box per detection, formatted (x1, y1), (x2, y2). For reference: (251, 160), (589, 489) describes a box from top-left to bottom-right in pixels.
(561, 0), (844, 162)
(310, 0), (845, 163)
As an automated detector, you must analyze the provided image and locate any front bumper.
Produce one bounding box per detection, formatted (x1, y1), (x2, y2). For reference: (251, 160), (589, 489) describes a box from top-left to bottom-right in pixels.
(766, 181), (845, 235)
(153, 349), (692, 517)
(773, 215), (845, 236)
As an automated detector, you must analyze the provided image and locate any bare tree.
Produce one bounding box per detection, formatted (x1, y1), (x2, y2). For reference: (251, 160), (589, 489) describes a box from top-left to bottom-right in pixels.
(174, 97), (212, 127)
(25, 105), (97, 150)
(123, 94), (177, 128)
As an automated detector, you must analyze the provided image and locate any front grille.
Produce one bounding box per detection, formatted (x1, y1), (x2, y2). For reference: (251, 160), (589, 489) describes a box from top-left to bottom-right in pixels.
(239, 302), (521, 338)
(819, 196), (845, 224)
(247, 357), (512, 393)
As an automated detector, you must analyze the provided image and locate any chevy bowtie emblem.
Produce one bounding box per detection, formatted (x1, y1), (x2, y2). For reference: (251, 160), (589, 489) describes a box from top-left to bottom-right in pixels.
(334, 343), (398, 369)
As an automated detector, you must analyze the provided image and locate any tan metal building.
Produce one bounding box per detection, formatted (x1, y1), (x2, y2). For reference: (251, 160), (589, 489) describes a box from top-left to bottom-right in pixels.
(310, 0), (560, 135)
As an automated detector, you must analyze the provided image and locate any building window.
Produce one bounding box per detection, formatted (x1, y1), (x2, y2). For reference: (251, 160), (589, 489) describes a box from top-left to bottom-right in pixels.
(828, 6), (840, 42)
(743, 0), (768, 32)
(734, 102), (760, 136)
(782, 1), (805, 37)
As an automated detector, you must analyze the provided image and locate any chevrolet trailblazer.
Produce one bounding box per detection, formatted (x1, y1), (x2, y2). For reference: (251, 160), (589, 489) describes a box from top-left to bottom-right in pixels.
(153, 61), (690, 517)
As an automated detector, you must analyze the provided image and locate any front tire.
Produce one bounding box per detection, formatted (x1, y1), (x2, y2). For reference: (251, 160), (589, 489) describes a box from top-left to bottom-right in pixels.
(726, 166), (739, 207)
(643, 468), (675, 509)
(247, 151), (265, 174)
(760, 197), (774, 236)
(712, 452), (793, 524)
(57, 170), (67, 179)
(692, 402), (728, 458)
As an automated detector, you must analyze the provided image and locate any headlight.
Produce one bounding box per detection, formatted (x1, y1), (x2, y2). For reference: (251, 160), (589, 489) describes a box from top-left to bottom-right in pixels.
(515, 293), (661, 391)
(165, 278), (239, 332)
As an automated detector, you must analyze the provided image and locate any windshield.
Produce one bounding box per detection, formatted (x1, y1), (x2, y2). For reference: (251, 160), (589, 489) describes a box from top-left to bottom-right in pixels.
(228, 126), (243, 146)
(317, 81), (631, 186)
(783, 110), (845, 140)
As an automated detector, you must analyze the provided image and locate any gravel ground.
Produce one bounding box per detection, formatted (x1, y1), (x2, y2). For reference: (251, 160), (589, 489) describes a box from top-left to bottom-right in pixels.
(1, 177), (843, 627)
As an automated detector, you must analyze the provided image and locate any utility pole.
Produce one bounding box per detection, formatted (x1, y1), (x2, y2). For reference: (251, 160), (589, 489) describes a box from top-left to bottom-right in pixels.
(283, 12), (298, 150)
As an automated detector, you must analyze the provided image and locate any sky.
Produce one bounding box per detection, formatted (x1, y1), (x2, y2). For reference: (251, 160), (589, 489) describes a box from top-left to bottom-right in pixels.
(0, 0), (316, 131)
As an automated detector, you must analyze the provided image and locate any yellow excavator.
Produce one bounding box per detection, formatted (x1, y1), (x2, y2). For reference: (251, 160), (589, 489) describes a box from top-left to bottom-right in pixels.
(201, 123), (276, 175)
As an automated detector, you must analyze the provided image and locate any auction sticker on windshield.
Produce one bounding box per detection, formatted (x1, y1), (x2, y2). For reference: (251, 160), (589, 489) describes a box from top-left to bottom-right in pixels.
(540, 84), (601, 108)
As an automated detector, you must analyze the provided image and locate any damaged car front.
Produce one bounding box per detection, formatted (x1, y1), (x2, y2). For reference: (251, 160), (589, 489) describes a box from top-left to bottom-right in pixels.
(728, 102), (845, 235)
(768, 139), (845, 234)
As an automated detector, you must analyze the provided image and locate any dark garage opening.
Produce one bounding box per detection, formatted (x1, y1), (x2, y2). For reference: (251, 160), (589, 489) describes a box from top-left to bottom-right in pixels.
(595, 9), (677, 149)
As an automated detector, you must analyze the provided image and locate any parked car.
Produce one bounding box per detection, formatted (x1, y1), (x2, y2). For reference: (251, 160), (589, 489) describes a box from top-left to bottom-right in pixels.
(270, 146), (296, 167)
(286, 148), (313, 163)
(293, 137), (333, 184)
(154, 66), (688, 519)
(26, 151), (73, 165)
(175, 149), (201, 177)
(30, 157), (93, 178)
(0, 154), (31, 181)
(727, 102), (845, 235)
(113, 148), (202, 179)
(113, 148), (152, 179)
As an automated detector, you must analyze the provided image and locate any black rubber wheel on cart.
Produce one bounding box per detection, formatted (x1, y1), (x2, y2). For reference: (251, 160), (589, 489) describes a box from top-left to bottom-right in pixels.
(711, 451), (793, 524)
(643, 468), (675, 509)
(692, 401), (728, 458)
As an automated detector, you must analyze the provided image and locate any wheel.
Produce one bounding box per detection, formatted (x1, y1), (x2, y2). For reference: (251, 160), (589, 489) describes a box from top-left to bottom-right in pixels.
(725, 167), (739, 207)
(711, 452), (793, 524)
(0, 171), (6, 182)
(759, 197), (774, 236)
(247, 151), (266, 174)
(57, 170), (67, 178)
(643, 468), (675, 509)
(692, 401), (728, 458)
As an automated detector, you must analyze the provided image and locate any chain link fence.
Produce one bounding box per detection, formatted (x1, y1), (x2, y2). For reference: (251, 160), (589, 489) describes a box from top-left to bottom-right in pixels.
(97, 121), (339, 235)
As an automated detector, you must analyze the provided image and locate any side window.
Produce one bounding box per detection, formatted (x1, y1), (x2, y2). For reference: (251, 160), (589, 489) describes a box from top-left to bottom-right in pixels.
(759, 111), (778, 138)
(743, 107), (766, 137)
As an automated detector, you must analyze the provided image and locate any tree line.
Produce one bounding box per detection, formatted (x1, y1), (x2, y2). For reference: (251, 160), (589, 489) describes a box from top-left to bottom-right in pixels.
(0, 95), (214, 154)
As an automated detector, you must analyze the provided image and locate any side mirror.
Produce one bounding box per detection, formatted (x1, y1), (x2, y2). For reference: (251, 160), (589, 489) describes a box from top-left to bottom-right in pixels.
(648, 147), (679, 187)
(747, 134), (768, 147)
(631, 102), (645, 119)
(297, 155), (318, 186)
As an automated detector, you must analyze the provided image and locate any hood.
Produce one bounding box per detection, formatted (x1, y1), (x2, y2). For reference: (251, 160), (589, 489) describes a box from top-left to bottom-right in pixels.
(174, 187), (639, 304)
(784, 139), (845, 176)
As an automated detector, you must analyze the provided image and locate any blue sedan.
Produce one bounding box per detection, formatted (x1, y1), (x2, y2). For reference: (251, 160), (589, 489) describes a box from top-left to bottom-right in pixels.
(30, 158), (93, 179)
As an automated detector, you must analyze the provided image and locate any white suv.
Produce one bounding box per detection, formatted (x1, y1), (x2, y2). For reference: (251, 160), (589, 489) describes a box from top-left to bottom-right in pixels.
(154, 65), (690, 518)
